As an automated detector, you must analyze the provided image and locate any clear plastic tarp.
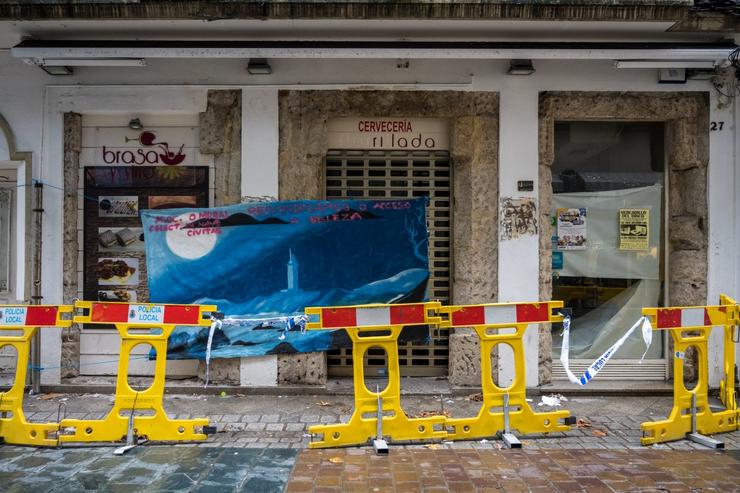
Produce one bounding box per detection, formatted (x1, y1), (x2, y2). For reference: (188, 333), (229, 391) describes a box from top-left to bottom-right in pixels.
(552, 184), (662, 280)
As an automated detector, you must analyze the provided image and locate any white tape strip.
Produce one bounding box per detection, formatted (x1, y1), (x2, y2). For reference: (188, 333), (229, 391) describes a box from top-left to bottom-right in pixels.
(559, 314), (652, 386)
(204, 316), (223, 388)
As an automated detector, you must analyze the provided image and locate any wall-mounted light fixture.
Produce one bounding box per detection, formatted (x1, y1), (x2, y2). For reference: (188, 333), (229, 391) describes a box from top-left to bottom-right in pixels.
(508, 59), (535, 75)
(614, 60), (716, 69)
(40, 65), (73, 76)
(247, 58), (272, 75)
(128, 118), (143, 130)
(41, 58), (147, 67)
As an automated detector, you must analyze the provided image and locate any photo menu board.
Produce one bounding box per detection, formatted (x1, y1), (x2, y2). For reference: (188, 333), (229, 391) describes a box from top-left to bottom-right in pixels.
(83, 166), (209, 306)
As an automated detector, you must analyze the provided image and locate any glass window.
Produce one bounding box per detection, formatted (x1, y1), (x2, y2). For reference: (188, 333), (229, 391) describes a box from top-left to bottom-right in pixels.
(0, 188), (10, 293)
(551, 122), (665, 360)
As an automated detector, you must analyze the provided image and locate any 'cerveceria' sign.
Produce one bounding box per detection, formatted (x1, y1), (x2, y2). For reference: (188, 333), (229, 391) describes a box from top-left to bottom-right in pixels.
(327, 118), (449, 151)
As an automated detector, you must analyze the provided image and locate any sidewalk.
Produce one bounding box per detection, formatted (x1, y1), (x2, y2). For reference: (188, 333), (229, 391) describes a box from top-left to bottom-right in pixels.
(1, 391), (738, 492)
(17, 391), (740, 450)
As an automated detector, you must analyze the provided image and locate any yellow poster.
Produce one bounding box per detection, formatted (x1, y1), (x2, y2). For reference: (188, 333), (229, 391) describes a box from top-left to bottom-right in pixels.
(619, 208), (649, 251)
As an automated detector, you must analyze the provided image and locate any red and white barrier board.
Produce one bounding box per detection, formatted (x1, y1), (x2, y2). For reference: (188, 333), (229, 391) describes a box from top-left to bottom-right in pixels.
(0, 306), (62, 327)
(88, 302), (202, 325)
(449, 303), (552, 327)
(319, 304), (428, 328)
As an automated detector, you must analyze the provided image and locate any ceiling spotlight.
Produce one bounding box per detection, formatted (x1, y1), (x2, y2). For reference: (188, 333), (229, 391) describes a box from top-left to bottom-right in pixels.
(128, 118), (143, 130)
(40, 65), (73, 76)
(508, 59), (535, 76)
(247, 58), (272, 75)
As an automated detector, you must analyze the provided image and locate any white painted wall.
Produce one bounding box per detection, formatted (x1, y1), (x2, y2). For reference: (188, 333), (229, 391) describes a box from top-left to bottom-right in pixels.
(0, 50), (736, 387)
(497, 83), (541, 387)
(240, 88), (280, 386)
(707, 89), (737, 386)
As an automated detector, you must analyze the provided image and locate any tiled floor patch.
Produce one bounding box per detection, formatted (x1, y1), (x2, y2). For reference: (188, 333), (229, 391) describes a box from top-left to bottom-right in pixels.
(286, 448), (740, 492)
(0, 446), (297, 492)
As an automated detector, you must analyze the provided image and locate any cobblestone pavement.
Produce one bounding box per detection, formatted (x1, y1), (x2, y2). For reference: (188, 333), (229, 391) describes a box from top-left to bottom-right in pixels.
(286, 448), (740, 492)
(17, 392), (740, 450)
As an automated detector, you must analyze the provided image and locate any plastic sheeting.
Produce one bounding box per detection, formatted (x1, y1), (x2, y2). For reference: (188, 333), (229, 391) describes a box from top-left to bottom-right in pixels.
(553, 279), (662, 360)
(552, 184), (662, 280)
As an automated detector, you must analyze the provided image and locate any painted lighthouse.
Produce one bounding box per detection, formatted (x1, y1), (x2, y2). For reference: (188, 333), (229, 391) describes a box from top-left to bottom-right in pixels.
(286, 249), (299, 291)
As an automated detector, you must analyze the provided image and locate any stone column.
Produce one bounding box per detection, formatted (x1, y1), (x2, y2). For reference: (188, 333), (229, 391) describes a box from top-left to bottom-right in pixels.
(61, 112), (81, 378)
(196, 89), (243, 385)
(448, 113), (499, 387)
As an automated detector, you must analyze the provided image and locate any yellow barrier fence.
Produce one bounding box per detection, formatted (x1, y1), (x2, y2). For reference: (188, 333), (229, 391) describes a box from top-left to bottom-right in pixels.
(439, 301), (576, 446)
(640, 295), (738, 447)
(58, 301), (218, 447)
(305, 302), (447, 450)
(0, 304), (73, 446)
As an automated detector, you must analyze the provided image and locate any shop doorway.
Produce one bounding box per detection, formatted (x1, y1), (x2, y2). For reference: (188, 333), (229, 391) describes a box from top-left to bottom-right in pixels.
(550, 122), (668, 380)
(325, 149), (451, 376)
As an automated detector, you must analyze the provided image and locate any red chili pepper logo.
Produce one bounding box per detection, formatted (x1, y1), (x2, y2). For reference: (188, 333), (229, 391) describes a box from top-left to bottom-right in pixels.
(127, 130), (187, 165)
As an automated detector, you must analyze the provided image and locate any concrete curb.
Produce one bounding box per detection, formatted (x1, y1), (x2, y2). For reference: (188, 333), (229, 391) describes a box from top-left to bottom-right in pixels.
(36, 382), (676, 397)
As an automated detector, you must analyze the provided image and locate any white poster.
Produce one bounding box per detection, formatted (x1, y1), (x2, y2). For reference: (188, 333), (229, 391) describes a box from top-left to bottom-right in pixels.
(556, 207), (587, 250)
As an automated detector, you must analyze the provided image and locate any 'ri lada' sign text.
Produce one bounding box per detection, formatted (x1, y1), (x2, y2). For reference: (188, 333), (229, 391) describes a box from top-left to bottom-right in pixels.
(327, 118), (449, 151)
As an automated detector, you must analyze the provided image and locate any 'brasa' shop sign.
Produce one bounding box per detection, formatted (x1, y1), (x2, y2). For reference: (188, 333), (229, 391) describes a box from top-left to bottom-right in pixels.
(81, 127), (203, 166)
(327, 118), (449, 151)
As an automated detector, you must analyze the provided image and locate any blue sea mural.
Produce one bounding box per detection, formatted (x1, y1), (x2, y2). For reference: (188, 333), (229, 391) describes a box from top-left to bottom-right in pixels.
(140, 198), (430, 359)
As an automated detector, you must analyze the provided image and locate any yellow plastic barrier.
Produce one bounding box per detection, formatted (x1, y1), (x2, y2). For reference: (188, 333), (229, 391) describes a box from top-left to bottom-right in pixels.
(439, 301), (575, 444)
(59, 301), (217, 445)
(0, 304), (73, 446)
(305, 302), (447, 449)
(640, 295), (738, 447)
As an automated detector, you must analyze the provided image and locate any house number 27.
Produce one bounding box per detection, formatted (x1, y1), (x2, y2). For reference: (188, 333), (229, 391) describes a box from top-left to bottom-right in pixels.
(710, 121), (724, 131)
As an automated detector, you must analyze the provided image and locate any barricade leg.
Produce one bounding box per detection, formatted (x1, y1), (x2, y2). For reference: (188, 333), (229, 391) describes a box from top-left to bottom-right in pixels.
(308, 327), (447, 449)
(59, 325), (208, 444)
(445, 325), (572, 442)
(718, 295), (738, 423)
(641, 328), (736, 446)
(0, 327), (60, 446)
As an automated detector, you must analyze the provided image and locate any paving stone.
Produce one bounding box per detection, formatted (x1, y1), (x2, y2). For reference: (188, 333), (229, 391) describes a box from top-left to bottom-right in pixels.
(260, 414), (281, 423)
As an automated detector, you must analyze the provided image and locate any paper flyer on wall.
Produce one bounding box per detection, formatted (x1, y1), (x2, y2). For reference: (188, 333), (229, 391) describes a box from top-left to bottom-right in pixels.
(619, 208), (649, 251)
(556, 207), (587, 250)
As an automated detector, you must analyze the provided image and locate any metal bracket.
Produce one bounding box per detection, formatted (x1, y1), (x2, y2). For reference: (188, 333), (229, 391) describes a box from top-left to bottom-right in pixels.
(372, 385), (389, 455)
(114, 413), (147, 455)
(686, 393), (725, 449)
(500, 394), (521, 449)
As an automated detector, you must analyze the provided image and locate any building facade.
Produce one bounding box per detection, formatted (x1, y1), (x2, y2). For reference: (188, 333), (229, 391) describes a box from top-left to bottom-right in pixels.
(0, 1), (738, 390)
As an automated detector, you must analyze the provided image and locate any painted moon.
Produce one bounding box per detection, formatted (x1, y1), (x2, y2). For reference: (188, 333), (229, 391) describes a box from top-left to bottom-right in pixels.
(166, 212), (218, 260)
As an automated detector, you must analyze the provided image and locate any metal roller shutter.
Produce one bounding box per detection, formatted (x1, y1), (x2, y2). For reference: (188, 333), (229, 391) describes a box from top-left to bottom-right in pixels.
(325, 149), (452, 376)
